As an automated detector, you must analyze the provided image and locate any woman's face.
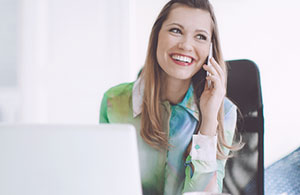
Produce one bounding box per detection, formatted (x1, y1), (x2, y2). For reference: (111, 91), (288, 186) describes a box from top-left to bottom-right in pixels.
(156, 4), (212, 82)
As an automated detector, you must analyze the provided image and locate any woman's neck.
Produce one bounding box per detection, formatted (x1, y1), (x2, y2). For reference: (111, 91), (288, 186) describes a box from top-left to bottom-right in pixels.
(162, 76), (191, 105)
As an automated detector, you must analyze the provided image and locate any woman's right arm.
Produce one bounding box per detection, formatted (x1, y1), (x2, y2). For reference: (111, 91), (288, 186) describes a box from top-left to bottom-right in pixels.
(182, 103), (237, 193)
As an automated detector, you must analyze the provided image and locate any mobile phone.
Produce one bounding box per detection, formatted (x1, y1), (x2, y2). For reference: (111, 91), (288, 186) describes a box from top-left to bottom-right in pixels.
(207, 43), (213, 88)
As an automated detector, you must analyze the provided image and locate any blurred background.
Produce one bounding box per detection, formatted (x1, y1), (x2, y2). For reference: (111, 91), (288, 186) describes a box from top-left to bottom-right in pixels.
(0, 0), (299, 167)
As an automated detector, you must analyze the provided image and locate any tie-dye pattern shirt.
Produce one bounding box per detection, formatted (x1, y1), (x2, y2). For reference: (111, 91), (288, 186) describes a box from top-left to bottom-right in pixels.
(99, 78), (237, 195)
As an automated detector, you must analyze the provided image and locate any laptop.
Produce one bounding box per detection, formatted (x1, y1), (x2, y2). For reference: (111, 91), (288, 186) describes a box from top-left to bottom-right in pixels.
(0, 124), (142, 195)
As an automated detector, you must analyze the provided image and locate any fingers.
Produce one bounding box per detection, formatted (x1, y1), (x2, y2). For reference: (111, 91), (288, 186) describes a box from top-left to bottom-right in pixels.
(210, 58), (225, 81)
(203, 58), (225, 87)
(203, 63), (217, 77)
(206, 75), (226, 95)
(206, 75), (220, 88)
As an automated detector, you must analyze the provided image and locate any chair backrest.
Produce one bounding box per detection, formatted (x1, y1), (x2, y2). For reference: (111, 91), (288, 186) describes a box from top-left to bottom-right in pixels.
(223, 59), (264, 195)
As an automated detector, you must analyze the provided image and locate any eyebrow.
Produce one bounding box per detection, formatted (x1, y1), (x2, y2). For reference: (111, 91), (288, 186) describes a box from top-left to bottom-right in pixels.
(166, 22), (210, 36)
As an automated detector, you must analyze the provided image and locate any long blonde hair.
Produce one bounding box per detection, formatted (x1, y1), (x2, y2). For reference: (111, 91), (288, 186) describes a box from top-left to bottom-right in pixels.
(140, 0), (242, 160)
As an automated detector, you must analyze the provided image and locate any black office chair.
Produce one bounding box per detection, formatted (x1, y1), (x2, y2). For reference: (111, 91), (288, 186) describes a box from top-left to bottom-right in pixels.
(223, 59), (264, 195)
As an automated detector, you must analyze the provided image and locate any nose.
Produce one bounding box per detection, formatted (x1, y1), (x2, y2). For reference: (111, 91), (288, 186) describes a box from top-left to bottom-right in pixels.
(178, 36), (193, 51)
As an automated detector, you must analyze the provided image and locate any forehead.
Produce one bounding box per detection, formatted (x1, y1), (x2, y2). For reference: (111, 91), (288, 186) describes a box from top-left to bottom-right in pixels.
(164, 4), (212, 32)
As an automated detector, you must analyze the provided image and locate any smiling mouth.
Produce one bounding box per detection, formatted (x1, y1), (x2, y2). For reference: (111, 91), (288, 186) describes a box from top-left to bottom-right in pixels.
(170, 54), (194, 66)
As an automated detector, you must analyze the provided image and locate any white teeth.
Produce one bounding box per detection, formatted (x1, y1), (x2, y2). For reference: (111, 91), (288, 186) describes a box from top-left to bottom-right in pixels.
(171, 55), (192, 63)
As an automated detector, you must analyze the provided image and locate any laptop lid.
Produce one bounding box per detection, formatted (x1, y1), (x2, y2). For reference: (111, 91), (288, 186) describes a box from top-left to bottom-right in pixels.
(0, 124), (142, 195)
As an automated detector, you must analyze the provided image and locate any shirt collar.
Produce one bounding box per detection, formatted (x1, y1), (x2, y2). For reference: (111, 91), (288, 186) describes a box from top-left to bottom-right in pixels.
(132, 77), (199, 120)
(176, 84), (199, 120)
(132, 77), (144, 118)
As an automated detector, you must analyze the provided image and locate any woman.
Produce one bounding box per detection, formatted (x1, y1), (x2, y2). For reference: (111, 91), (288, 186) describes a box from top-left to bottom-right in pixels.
(100, 0), (242, 194)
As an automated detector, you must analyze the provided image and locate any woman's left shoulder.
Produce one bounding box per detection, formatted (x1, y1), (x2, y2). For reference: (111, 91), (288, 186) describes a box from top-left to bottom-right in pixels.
(224, 97), (237, 118)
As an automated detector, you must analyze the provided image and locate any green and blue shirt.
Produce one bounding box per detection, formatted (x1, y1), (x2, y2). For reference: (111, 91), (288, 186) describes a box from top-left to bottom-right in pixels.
(100, 78), (237, 195)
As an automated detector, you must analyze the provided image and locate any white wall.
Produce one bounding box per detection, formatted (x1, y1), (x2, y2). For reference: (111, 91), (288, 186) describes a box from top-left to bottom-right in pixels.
(18, 0), (132, 124)
(1, 0), (299, 166)
(132, 0), (168, 75)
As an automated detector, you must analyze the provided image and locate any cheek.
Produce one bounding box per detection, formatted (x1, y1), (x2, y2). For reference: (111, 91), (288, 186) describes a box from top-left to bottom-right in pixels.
(196, 48), (209, 64)
(157, 32), (175, 52)
(194, 64), (203, 75)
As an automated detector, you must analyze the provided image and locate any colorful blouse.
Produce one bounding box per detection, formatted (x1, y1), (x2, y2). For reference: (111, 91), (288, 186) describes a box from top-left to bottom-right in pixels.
(99, 78), (237, 195)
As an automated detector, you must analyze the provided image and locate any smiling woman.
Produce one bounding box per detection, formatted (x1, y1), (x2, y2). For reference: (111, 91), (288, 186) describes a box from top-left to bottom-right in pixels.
(100, 0), (242, 194)
(156, 5), (212, 81)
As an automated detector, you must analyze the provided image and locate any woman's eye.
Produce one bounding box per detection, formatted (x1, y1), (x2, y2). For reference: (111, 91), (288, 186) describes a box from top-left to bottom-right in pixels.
(169, 28), (182, 34)
(196, 34), (207, 40)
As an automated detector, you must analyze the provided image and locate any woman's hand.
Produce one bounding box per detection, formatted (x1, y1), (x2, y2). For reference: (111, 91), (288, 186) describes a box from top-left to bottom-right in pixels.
(199, 57), (226, 136)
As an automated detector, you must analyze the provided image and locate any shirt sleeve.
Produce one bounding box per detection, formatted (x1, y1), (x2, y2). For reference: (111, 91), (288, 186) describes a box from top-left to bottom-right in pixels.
(182, 104), (237, 193)
(99, 93), (109, 123)
(190, 134), (217, 162)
